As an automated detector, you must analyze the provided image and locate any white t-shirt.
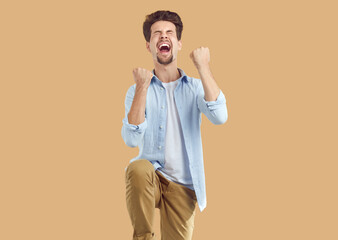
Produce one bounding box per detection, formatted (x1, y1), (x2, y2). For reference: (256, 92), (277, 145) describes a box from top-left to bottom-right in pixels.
(157, 79), (194, 190)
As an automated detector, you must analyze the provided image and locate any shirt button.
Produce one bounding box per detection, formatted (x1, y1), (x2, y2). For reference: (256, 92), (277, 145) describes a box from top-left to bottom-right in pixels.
(158, 146), (162, 150)
(159, 126), (163, 129)
(160, 87), (164, 90)
(161, 106), (164, 109)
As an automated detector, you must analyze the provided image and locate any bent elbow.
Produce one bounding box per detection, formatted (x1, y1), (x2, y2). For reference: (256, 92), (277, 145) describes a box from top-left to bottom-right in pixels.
(213, 112), (228, 125)
(125, 136), (140, 148)
(122, 133), (140, 148)
(121, 127), (139, 148)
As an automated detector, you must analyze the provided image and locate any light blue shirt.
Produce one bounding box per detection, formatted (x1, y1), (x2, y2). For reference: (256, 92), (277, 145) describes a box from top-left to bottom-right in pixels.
(121, 68), (228, 212)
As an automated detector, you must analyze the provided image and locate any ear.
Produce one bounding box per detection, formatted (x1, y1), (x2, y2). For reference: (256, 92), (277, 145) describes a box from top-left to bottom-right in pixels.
(178, 40), (182, 51)
(146, 42), (151, 53)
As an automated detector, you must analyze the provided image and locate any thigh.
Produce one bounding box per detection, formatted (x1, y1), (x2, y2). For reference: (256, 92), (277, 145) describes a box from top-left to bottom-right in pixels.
(125, 159), (161, 207)
(125, 160), (162, 239)
(157, 173), (197, 240)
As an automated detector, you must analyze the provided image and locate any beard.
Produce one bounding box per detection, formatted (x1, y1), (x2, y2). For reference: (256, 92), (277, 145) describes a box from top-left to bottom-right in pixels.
(157, 54), (173, 65)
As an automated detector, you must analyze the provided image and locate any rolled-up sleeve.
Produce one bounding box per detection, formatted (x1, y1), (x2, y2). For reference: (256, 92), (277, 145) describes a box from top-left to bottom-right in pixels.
(197, 83), (228, 125)
(121, 85), (147, 147)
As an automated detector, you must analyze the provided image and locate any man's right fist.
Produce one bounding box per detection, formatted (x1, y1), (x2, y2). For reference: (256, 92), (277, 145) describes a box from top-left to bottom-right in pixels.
(132, 68), (153, 90)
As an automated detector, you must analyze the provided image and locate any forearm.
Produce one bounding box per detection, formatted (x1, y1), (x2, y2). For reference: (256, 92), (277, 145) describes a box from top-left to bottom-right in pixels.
(197, 64), (220, 101)
(127, 86), (148, 125)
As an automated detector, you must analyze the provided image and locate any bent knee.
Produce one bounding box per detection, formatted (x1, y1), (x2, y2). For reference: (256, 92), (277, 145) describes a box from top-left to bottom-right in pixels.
(125, 160), (154, 182)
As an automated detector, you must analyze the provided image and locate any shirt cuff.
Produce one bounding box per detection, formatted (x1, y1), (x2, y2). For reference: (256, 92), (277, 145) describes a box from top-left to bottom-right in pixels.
(122, 117), (147, 132)
(202, 90), (226, 111)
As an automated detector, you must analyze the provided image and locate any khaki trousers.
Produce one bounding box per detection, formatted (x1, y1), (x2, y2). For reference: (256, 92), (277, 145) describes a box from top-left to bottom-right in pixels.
(125, 159), (197, 240)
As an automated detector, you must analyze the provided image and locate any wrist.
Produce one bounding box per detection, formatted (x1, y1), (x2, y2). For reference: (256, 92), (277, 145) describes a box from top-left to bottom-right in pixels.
(135, 84), (149, 93)
(197, 64), (211, 75)
(197, 62), (210, 71)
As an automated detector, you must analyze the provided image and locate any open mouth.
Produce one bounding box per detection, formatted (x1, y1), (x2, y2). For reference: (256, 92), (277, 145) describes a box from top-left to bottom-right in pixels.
(158, 42), (171, 54)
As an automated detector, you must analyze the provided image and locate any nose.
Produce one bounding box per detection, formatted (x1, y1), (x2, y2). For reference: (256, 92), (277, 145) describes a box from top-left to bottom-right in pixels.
(160, 33), (168, 39)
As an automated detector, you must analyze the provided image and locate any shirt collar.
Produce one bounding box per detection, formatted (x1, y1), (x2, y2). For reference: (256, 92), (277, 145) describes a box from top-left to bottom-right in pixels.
(151, 67), (190, 84)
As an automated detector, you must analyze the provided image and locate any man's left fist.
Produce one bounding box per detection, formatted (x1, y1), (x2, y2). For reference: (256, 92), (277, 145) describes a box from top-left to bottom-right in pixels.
(190, 47), (210, 69)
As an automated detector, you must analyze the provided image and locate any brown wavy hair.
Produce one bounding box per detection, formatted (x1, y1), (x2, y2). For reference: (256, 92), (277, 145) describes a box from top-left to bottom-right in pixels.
(143, 10), (183, 42)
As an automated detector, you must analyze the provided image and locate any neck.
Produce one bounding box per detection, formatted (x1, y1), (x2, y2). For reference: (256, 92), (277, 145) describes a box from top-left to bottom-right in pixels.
(153, 61), (181, 83)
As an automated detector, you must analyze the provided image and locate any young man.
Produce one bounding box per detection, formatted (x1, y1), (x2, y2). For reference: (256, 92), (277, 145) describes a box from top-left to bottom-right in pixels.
(122, 10), (228, 240)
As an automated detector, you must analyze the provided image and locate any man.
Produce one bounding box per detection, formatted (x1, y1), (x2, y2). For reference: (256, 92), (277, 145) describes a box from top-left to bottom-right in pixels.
(122, 10), (228, 240)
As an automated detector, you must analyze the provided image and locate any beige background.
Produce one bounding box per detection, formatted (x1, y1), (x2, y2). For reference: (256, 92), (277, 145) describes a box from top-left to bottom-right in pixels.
(1, 0), (337, 239)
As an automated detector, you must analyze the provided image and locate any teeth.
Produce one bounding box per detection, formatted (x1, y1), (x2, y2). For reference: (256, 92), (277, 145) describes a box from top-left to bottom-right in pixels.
(159, 43), (170, 48)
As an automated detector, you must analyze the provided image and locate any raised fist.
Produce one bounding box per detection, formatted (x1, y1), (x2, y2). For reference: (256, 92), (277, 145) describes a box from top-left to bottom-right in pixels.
(189, 47), (210, 70)
(132, 68), (153, 90)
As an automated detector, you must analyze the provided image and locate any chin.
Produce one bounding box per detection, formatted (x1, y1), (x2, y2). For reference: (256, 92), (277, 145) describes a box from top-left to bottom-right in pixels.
(157, 55), (173, 65)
